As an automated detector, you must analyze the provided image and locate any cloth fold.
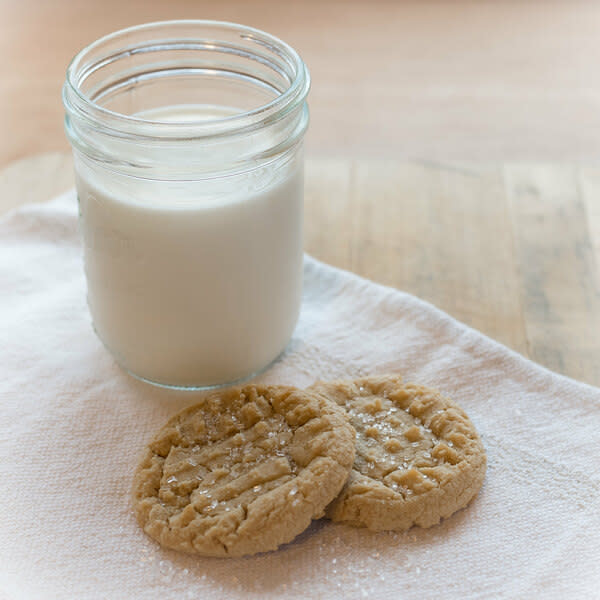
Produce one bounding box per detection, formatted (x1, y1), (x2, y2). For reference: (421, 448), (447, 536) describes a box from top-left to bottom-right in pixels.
(1, 192), (599, 599)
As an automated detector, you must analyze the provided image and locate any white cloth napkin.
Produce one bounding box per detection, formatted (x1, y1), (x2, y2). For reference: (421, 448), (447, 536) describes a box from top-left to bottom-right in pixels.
(1, 191), (599, 600)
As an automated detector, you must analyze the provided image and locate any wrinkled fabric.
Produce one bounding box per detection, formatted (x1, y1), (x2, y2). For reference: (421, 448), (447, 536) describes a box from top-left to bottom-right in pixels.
(1, 192), (599, 599)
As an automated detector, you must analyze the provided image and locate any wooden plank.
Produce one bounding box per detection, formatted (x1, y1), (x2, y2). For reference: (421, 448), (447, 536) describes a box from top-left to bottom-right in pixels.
(505, 165), (600, 386)
(578, 167), (600, 286)
(304, 158), (354, 271)
(350, 161), (527, 354)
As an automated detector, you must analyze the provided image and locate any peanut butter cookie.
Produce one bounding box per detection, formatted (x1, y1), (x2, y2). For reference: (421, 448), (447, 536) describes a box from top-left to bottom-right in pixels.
(132, 384), (355, 557)
(310, 375), (486, 531)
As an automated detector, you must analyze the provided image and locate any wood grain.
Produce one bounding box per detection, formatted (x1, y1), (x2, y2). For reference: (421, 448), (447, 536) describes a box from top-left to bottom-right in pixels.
(1, 154), (599, 386)
(304, 159), (355, 271)
(505, 166), (600, 385)
(579, 168), (600, 281)
(350, 161), (527, 354)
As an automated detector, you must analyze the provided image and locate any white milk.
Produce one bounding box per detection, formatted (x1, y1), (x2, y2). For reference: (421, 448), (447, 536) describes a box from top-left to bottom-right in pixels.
(75, 106), (304, 387)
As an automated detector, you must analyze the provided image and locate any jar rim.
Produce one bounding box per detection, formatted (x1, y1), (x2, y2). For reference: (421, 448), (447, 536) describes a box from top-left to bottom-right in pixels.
(63, 20), (310, 141)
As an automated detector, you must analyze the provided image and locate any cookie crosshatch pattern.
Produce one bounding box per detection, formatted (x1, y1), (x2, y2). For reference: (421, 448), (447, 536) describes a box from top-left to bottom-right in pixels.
(132, 385), (355, 557)
(133, 375), (486, 557)
(310, 376), (487, 531)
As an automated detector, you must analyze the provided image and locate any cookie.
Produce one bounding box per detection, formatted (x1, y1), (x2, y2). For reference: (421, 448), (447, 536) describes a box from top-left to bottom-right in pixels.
(132, 384), (355, 557)
(309, 375), (486, 531)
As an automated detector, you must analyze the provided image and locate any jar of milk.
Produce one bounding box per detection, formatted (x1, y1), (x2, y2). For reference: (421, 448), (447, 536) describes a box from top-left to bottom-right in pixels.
(62, 21), (309, 388)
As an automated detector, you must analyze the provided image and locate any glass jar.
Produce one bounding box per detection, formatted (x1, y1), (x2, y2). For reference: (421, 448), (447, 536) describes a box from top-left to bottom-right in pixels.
(62, 21), (310, 389)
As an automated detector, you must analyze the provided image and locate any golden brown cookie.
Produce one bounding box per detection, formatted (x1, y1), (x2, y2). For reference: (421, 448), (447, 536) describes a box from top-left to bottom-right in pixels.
(132, 384), (355, 557)
(309, 375), (486, 531)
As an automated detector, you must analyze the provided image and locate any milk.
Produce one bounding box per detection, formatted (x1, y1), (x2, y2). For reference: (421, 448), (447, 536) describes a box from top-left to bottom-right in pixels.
(75, 106), (304, 387)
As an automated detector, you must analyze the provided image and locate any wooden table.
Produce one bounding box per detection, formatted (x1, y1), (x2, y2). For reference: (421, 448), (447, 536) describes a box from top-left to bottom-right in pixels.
(1, 154), (599, 387)
(4, 0), (600, 165)
(1, 1), (599, 386)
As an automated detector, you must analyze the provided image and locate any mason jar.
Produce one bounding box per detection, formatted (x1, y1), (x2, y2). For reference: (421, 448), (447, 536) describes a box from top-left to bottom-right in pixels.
(62, 21), (310, 389)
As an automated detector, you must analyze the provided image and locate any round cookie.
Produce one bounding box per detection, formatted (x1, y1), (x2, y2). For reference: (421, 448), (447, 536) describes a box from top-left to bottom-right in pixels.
(132, 384), (355, 557)
(309, 375), (486, 531)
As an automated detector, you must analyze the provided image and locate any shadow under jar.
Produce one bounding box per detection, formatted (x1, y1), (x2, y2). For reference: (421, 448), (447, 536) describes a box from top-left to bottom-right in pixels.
(63, 20), (310, 389)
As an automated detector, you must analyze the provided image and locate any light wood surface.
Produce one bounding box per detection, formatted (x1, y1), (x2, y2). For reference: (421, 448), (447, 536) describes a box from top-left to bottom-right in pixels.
(4, 0), (600, 166)
(2, 2), (599, 386)
(1, 153), (599, 387)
